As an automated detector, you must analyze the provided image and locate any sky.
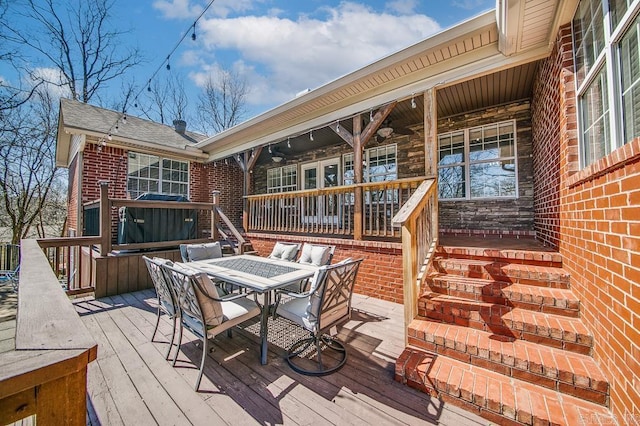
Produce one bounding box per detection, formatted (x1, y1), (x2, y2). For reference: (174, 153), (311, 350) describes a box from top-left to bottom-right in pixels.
(1, 0), (495, 129)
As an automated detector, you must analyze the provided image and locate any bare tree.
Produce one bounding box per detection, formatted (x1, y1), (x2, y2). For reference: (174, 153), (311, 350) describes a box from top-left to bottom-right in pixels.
(140, 74), (190, 125)
(0, 89), (62, 244)
(196, 68), (248, 135)
(3, 0), (141, 103)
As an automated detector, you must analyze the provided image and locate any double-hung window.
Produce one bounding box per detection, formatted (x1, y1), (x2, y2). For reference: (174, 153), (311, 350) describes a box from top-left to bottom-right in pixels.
(266, 165), (297, 193)
(438, 120), (518, 200)
(342, 144), (397, 185)
(573, 0), (640, 167)
(127, 152), (189, 199)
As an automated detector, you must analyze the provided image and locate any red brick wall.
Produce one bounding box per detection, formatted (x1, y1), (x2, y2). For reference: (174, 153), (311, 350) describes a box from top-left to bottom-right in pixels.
(67, 155), (79, 233)
(82, 143), (128, 203)
(247, 233), (404, 303)
(533, 24), (640, 418)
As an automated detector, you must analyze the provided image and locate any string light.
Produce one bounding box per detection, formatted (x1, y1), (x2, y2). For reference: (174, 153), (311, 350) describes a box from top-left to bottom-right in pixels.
(107, 133), (112, 141)
(166, 56), (171, 71)
(287, 137), (291, 148)
(268, 144), (272, 154)
(191, 23), (197, 41)
(411, 94), (417, 109)
(336, 120), (340, 132)
(122, 114), (127, 124)
(369, 109), (373, 121)
(309, 130), (314, 141)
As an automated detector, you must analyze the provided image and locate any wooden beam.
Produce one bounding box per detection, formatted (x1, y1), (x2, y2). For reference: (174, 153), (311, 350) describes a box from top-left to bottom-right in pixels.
(247, 146), (262, 171)
(424, 89), (437, 176)
(360, 101), (397, 147)
(330, 123), (354, 147)
(353, 116), (363, 240)
(99, 181), (111, 256)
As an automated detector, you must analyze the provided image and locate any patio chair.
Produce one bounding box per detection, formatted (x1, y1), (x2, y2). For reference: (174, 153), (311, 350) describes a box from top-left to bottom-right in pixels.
(288, 243), (336, 293)
(180, 242), (238, 294)
(161, 262), (261, 391)
(0, 264), (20, 291)
(274, 258), (363, 376)
(267, 242), (301, 261)
(143, 256), (181, 360)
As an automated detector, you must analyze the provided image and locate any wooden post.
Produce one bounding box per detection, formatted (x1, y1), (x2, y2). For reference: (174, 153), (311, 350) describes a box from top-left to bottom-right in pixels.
(424, 88), (439, 244)
(401, 220), (417, 346)
(211, 190), (220, 241)
(99, 181), (111, 256)
(353, 116), (363, 240)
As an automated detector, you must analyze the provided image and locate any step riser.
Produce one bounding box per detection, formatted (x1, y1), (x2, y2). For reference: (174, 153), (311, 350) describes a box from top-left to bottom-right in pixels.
(438, 252), (563, 268)
(406, 336), (608, 405)
(419, 302), (592, 355)
(395, 348), (613, 426)
(429, 279), (580, 318)
(433, 261), (571, 289)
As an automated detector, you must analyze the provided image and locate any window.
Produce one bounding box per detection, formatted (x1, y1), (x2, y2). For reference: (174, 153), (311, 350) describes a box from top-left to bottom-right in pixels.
(438, 120), (518, 200)
(267, 165), (297, 193)
(573, 0), (640, 167)
(342, 144), (397, 184)
(127, 152), (188, 199)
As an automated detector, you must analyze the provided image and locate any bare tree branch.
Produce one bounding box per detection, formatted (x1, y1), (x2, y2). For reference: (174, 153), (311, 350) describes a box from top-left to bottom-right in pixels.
(196, 68), (248, 135)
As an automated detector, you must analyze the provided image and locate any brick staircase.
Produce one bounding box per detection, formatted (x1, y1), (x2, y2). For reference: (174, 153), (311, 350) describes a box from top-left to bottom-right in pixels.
(395, 243), (613, 425)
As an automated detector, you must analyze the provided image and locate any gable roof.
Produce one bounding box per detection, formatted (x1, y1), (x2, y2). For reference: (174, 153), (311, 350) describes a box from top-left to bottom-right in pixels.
(56, 98), (207, 167)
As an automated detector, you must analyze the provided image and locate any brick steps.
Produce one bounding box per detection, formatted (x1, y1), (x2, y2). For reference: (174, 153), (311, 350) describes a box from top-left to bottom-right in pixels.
(429, 274), (580, 317)
(434, 257), (571, 288)
(407, 319), (609, 405)
(419, 293), (592, 354)
(395, 347), (613, 426)
(437, 245), (563, 267)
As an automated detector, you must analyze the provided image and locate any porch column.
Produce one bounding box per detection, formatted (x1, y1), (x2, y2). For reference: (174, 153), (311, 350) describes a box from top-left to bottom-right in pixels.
(99, 181), (111, 256)
(353, 116), (364, 240)
(235, 147), (262, 232)
(211, 190), (220, 241)
(424, 88), (439, 240)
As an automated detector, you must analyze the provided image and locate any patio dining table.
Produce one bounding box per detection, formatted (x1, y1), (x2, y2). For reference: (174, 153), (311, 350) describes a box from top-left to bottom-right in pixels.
(187, 254), (318, 365)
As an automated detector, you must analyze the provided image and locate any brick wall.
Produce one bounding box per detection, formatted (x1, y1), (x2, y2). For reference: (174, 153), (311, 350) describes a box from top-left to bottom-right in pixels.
(247, 233), (404, 303)
(67, 155), (79, 232)
(437, 100), (535, 233)
(532, 24), (640, 419)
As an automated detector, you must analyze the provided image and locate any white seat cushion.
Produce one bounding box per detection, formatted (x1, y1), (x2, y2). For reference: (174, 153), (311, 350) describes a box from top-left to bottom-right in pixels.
(186, 242), (223, 261)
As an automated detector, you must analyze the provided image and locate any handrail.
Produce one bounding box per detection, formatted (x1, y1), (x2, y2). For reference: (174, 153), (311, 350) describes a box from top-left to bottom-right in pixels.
(0, 239), (97, 424)
(392, 178), (438, 344)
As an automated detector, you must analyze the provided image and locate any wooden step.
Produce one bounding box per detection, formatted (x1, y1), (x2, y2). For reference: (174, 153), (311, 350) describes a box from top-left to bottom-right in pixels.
(407, 319), (609, 405)
(432, 258), (571, 288)
(428, 274), (580, 317)
(437, 245), (563, 267)
(395, 347), (613, 426)
(419, 294), (592, 354)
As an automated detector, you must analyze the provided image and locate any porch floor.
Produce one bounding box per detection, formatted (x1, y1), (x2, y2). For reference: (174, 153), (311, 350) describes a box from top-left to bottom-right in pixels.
(438, 234), (555, 252)
(71, 289), (488, 426)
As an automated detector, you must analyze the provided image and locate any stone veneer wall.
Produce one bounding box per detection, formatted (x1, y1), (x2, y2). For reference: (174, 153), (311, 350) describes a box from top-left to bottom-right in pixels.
(532, 24), (640, 418)
(437, 100), (535, 234)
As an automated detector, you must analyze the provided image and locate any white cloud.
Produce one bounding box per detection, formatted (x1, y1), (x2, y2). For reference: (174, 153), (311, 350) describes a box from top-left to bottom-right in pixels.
(152, 0), (203, 19)
(29, 67), (72, 99)
(386, 0), (418, 15)
(196, 2), (440, 108)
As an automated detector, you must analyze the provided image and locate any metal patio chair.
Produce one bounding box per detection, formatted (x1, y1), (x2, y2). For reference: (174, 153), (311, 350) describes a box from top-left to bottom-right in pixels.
(0, 264), (20, 291)
(143, 256), (180, 360)
(161, 262), (261, 391)
(274, 258), (363, 376)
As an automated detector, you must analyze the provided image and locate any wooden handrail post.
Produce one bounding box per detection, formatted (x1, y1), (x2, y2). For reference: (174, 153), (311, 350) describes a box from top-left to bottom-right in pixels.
(211, 190), (220, 241)
(353, 116), (363, 240)
(99, 181), (111, 256)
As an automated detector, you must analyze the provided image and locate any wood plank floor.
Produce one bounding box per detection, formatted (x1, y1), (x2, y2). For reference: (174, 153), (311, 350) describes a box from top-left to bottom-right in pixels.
(73, 289), (488, 426)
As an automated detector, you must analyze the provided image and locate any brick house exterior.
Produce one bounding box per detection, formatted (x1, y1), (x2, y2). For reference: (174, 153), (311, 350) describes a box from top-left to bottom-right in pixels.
(56, 0), (640, 421)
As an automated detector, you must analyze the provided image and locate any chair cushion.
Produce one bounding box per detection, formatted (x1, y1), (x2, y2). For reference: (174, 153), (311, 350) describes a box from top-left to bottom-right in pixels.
(298, 244), (331, 266)
(186, 242), (223, 261)
(268, 242), (299, 261)
(191, 273), (225, 326)
(276, 296), (313, 329)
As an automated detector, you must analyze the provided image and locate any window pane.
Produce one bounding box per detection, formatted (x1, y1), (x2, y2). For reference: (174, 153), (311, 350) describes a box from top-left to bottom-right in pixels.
(620, 16), (640, 144)
(438, 166), (466, 199)
(304, 168), (317, 190)
(581, 67), (611, 165)
(610, 0), (631, 30)
(573, 0), (605, 87)
(438, 131), (465, 165)
(470, 161), (516, 198)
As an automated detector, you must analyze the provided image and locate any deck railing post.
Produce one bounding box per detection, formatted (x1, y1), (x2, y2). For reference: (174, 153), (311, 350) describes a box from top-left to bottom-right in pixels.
(99, 181), (111, 256)
(211, 190), (220, 241)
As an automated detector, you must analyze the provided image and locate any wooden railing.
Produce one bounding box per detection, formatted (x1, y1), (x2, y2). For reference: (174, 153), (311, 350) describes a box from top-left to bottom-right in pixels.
(391, 178), (438, 343)
(37, 236), (101, 295)
(0, 239), (97, 425)
(246, 177), (426, 239)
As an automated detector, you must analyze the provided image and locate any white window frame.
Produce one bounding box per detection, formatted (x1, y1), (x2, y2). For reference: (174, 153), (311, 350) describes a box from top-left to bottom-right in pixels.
(266, 164), (297, 193)
(127, 152), (189, 199)
(437, 120), (519, 201)
(342, 143), (398, 184)
(573, 0), (640, 168)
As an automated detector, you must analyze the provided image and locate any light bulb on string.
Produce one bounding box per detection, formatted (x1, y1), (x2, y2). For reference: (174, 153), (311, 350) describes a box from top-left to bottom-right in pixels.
(122, 114), (127, 124)
(107, 133), (112, 141)
(369, 110), (373, 121)
(336, 121), (340, 132)
(114, 123), (119, 133)
(191, 23), (196, 41)
(309, 131), (314, 141)
(287, 138), (291, 148)
(268, 144), (272, 154)
(166, 56), (171, 71)
(411, 94), (417, 109)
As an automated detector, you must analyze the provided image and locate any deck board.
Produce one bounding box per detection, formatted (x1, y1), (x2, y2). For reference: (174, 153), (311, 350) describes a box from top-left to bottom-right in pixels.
(75, 289), (487, 426)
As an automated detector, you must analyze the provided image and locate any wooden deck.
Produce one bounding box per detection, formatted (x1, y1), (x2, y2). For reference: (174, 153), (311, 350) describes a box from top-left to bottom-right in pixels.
(73, 289), (488, 426)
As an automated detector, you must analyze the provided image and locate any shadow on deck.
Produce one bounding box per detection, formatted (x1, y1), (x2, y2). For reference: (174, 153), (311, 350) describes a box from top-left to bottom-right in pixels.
(74, 289), (487, 426)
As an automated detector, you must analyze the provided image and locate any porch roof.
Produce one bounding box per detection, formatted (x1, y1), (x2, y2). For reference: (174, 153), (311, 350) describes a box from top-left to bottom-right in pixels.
(197, 0), (578, 162)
